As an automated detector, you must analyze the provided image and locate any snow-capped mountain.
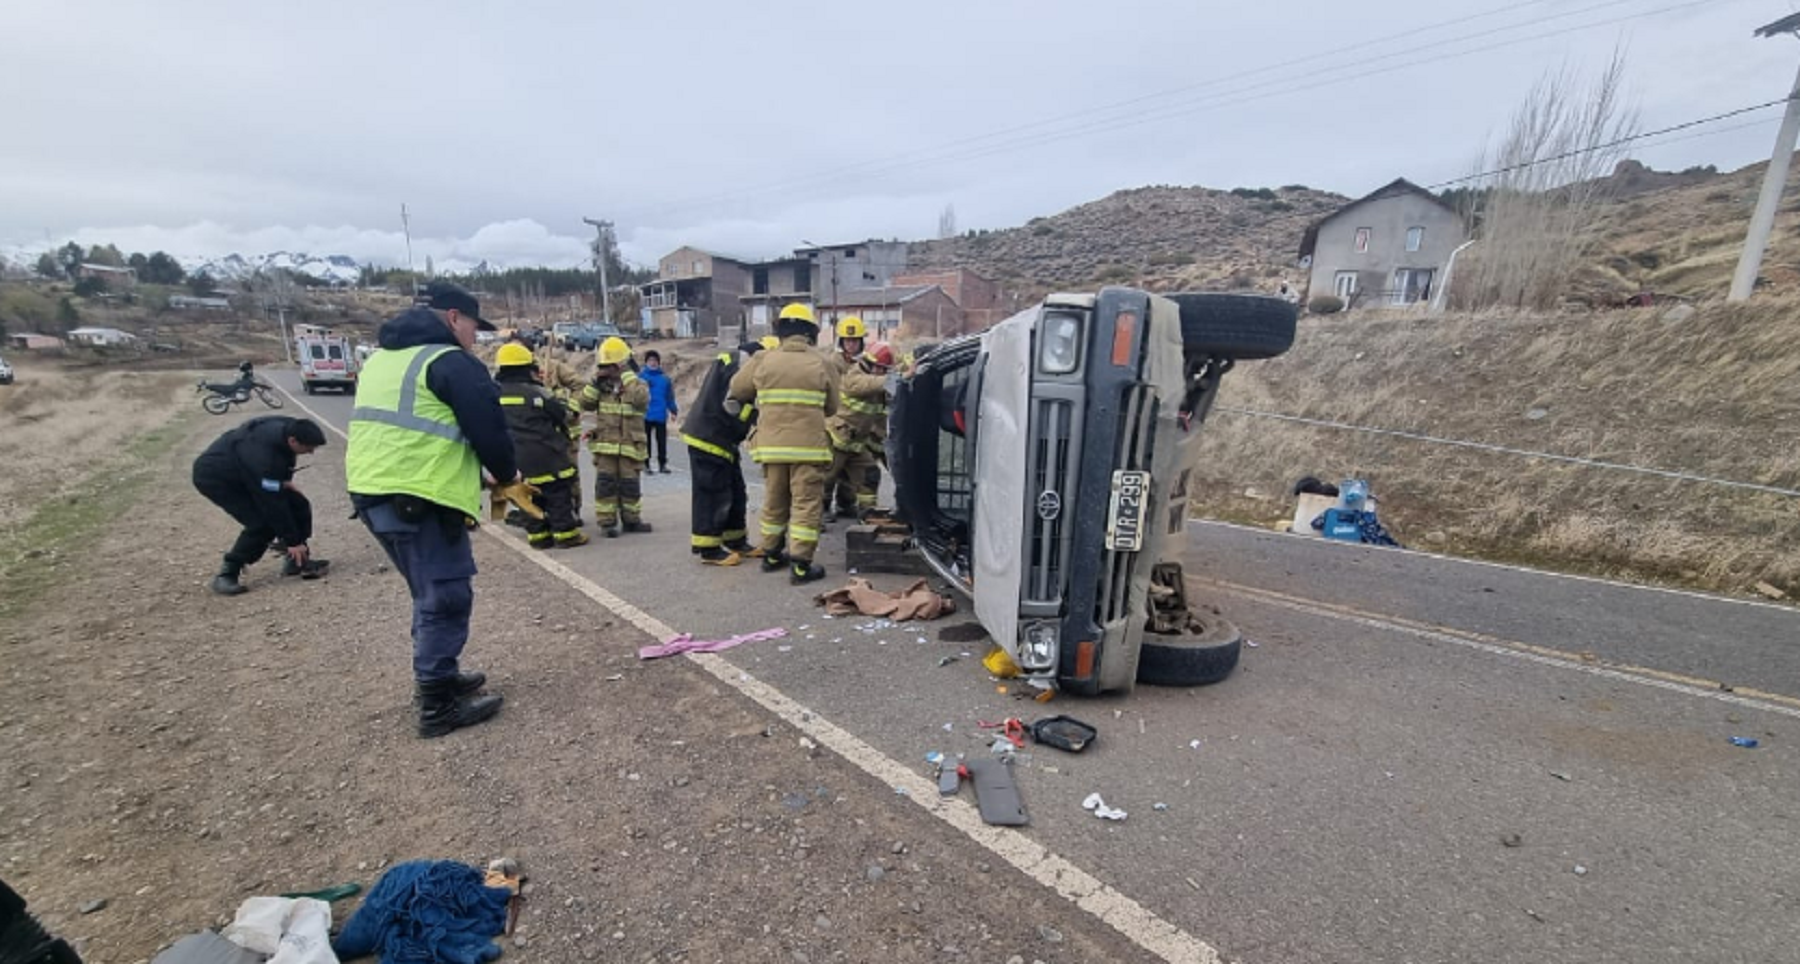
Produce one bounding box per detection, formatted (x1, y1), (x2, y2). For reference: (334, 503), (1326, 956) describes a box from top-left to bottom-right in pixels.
(180, 251), (362, 287)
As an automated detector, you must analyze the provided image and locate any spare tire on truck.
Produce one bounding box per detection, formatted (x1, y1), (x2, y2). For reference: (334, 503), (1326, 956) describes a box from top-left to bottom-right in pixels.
(1168, 292), (1297, 361)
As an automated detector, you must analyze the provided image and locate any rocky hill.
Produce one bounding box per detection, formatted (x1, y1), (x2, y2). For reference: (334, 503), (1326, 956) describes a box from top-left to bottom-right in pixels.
(908, 184), (1347, 299)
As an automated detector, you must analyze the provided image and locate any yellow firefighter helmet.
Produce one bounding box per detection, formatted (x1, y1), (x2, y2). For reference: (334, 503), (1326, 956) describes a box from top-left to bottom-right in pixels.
(495, 342), (535, 367)
(836, 316), (867, 340)
(597, 336), (631, 366)
(778, 303), (817, 324)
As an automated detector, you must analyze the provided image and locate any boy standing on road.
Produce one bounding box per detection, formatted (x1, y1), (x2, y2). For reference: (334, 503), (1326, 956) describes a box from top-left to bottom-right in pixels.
(640, 350), (679, 474)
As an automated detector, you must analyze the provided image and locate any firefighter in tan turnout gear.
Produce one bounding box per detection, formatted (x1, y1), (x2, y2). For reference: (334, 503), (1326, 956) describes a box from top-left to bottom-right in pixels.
(538, 345), (590, 514)
(729, 304), (838, 584)
(580, 336), (652, 538)
(826, 341), (894, 520)
(824, 316), (869, 519)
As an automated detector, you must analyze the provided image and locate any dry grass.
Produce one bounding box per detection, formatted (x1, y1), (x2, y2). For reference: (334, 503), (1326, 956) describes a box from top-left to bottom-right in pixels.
(0, 359), (193, 528)
(1191, 301), (1800, 596)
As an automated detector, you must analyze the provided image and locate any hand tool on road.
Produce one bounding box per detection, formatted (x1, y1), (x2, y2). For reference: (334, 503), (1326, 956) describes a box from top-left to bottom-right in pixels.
(976, 717), (1026, 748)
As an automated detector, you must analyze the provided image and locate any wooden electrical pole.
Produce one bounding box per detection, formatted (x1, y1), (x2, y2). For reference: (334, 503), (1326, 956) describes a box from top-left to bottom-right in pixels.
(583, 218), (613, 324)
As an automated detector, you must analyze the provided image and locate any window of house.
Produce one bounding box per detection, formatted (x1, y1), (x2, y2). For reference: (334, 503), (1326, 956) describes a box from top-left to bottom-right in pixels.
(843, 248), (858, 259)
(1406, 227), (1424, 252)
(1354, 228), (1371, 253)
(752, 267), (769, 295)
(692, 260), (703, 274)
(1392, 268), (1435, 305)
(1334, 271), (1359, 300)
(794, 263), (811, 293)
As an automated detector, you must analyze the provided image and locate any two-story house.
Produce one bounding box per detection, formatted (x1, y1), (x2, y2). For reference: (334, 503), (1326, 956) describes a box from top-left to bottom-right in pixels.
(1299, 179), (1468, 308)
(638, 246), (752, 337)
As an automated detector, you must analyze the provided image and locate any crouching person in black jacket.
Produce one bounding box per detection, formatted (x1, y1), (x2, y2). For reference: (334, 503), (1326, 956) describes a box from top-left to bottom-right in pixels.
(192, 416), (330, 595)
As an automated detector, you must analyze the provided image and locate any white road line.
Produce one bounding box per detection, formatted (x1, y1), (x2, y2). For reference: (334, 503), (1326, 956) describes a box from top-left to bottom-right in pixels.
(280, 384), (1222, 964)
(1189, 518), (1798, 616)
(1206, 579), (1800, 722)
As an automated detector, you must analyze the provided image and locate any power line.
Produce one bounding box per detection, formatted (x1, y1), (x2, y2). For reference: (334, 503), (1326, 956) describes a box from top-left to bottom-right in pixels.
(616, 0), (1604, 220)
(708, 0), (1730, 214)
(1427, 97), (1789, 189)
(617, 0), (1733, 223)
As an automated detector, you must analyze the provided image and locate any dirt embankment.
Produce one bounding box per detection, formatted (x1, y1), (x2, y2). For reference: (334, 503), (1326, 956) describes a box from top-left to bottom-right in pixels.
(1192, 301), (1800, 598)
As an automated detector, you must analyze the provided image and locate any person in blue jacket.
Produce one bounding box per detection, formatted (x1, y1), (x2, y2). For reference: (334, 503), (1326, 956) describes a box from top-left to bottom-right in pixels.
(640, 349), (679, 473)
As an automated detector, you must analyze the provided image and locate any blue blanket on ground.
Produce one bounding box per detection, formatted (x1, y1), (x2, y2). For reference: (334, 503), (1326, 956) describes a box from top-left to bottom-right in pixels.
(333, 860), (510, 964)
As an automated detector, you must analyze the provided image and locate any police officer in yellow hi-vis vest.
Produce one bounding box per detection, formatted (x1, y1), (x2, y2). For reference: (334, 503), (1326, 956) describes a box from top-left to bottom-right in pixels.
(347, 281), (518, 739)
(729, 304), (838, 584)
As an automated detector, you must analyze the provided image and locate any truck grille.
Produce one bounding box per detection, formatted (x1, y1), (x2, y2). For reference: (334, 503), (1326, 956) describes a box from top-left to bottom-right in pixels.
(1098, 384), (1159, 624)
(1025, 398), (1076, 606)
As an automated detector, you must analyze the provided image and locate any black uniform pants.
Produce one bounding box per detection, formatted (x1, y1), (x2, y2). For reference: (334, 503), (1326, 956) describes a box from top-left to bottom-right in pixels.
(194, 475), (312, 567)
(524, 477), (582, 546)
(688, 447), (747, 550)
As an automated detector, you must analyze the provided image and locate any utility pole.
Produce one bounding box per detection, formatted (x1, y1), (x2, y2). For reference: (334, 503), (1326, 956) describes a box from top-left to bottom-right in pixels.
(591, 219), (614, 324)
(400, 203), (419, 299)
(1731, 17), (1800, 302)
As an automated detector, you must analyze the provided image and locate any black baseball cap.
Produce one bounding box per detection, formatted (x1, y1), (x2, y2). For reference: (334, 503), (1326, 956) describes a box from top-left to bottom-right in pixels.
(417, 280), (493, 330)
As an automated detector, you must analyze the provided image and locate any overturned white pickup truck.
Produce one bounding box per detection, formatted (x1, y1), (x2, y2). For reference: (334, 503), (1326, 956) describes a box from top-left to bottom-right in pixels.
(889, 288), (1295, 695)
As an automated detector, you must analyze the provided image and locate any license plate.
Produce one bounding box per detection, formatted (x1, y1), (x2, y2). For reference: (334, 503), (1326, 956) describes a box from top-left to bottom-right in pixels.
(1105, 470), (1150, 552)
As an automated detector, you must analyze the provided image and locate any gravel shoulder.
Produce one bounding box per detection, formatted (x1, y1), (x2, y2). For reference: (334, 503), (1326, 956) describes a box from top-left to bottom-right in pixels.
(0, 412), (1151, 964)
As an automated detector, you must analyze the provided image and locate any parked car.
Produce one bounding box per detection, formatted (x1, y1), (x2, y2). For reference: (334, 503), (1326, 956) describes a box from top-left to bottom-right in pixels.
(888, 287), (1296, 695)
(0, 354), (13, 385)
(558, 321), (625, 352)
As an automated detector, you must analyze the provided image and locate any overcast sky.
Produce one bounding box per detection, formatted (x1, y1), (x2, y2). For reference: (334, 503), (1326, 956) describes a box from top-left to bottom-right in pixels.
(1, 0), (1790, 270)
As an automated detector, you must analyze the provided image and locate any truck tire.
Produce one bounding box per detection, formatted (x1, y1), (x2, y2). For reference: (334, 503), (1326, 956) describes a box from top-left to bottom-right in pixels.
(1136, 614), (1243, 687)
(1169, 292), (1297, 361)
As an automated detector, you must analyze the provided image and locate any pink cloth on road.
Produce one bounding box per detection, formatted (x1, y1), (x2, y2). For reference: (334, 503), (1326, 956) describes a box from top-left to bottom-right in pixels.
(638, 627), (788, 660)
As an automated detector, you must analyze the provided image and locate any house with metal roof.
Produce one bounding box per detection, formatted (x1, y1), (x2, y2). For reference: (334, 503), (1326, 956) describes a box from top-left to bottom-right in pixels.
(1298, 178), (1468, 308)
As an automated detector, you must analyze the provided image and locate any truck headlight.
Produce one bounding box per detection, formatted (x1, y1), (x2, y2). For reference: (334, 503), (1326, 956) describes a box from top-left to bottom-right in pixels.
(1021, 622), (1058, 669)
(1038, 312), (1081, 374)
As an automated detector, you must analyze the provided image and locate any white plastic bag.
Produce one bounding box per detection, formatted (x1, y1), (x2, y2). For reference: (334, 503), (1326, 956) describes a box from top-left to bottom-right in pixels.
(222, 897), (337, 964)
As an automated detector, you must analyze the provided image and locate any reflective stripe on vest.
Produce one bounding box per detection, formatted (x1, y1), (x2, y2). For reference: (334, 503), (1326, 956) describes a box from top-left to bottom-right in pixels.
(758, 389), (827, 407)
(349, 346), (467, 444)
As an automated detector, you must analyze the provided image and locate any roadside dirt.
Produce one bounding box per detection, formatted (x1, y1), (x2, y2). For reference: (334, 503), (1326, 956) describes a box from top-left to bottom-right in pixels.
(0, 413), (1150, 964)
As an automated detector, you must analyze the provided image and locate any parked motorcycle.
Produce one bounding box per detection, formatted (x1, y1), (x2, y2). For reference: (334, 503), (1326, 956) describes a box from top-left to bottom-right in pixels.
(196, 375), (284, 415)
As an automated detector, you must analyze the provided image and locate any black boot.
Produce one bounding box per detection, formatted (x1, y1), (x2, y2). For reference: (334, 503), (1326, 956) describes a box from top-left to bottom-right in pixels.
(411, 670), (487, 704)
(790, 560), (827, 585)
(624, 519), (653, 533)
(724, 538), (754, 554)
(210, 559), (247, 596)
(281, 556), (331, 578)
(760, 550), (788, 572)
(416, 678), (503, 738)
(698, 547), (741, 566)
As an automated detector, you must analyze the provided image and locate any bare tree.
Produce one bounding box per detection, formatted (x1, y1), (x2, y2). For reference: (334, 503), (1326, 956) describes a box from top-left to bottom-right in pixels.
(938, 203), (957, 240)
(1458, 51), (1638, 311)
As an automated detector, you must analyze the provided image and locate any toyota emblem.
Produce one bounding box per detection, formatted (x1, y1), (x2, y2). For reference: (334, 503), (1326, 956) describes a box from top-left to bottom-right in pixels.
(1036, 490), (1062, 521)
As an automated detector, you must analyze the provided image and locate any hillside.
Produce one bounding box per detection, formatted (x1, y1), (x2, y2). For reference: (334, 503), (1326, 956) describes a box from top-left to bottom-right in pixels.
(905, 159), (1791, 307)
(908, 184), (1347, 299)
(1190, 300), (1800, 597)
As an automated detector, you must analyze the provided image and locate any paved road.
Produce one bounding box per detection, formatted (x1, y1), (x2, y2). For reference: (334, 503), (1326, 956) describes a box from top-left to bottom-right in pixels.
(282, 372), (1800, 964)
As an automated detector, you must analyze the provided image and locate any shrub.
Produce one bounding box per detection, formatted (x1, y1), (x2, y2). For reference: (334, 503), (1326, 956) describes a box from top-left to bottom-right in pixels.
(1147, 252), (1193, 268)
(1230, 187), (1278, 201)
(1309, 295), (1345, 315)
(1032, 224), (1056, 237)
(1095, 264), (1136, 284)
